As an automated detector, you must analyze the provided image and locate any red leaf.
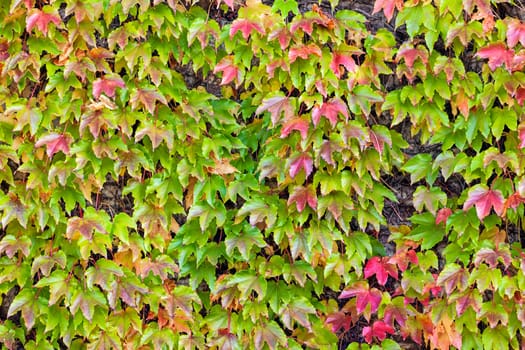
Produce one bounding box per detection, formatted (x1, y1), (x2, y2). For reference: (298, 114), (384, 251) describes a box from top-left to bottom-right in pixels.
(505, 192), (525, 210)
(266, 59), (289, 79)
(362, 321), (395, 343)
(35, 133), (71, 158)
(92, 76), (125, 99)
(396, 45), (429, 69)
(325, 311), (353, 333)
(507, 19), (525, 48)
(26, 9), (61, 35)
(388, 248), (418, 272)
(463, 185), (504, 220)
(268, 27), (291, 50)
(287, 185), (317, 212)
(230, 19), (264, 40)
(383, 304), (407, 328)
(281, 117), (309, 140)
(213, 56), (242, 86)
(288, 44), (322, 63)
(289, 153), (313, 179)
(372, 0), (403, 21)
(435, 208), (453, 225)
(519, 124), (525, 148)
(339, 282), (382, 314)
(330, 52), (358, 78)
(516, 87), (525, 106)
(364, 257), (398, 286)
(476, 43), (520, 71)
(255, 96), (294, 125)
(311, 98), (349, 127)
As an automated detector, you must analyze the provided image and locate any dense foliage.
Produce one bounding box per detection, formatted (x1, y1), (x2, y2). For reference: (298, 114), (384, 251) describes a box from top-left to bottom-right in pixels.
(1, 0), (525, 348)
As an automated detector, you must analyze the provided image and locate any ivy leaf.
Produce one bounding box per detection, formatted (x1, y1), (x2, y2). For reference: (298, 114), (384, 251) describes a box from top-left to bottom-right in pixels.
(92, 75), (125, 99)
(230, 19), (265, 40)
(279, 297), (316, 331)
(70, 289), (106, 322)
(339, 282), (382, 314)
(364, 256), (398, 286)
(31, 251), (67, 277)
(383, 303), (407, 327)
(130, 88), (168, 114)
(0, 234), (31, 258)
(435, 207), (453, 225)
(254, 321), (287, 350)
(26, 9), (61, 35)
(213, 56), (242, 87)
(135, 122), (174, 150)
(463, 185), (504, 220)
(507, 19), (525, 48)
(476, 43), (516, 71)
(66, 216), (107, 240)
(362, 321), (395, 343)
(287, 185), (317, 212)
(7, 289), (38, 329)
(412, 186), (447, 215)
(289, 152), (313, 178)
(35, 133), (72, 158)
(268, 27), (292, 50)
(372, 0), (403, 21)
(396, 44), (429, 69)
(330, 51), (358, 78)
(280, 117), (309, 140)
(326, 311), (354, 333)
(436, 263), (469, 295)
(225, 226), (266, 260)
(255, 95), (294, 125)
(312, 98), (349, 126)
(288, 44), (322, 63)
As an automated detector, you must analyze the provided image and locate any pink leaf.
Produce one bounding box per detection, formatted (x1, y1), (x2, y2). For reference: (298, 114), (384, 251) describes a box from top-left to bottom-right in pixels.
(396, 45), (429, 69)
(26, 10), (60, 35)
(435, 208), (453, 225)
(92, 76), (125, 99)
(372, 0), (403, 21)
(281, 118), (309, 140)
(312, 98), (349, 127)
(217, 0), (234, 9)
(507, 19), (525, 48)
(339, 282), (382, 314)
(476, 43), (516, 71)
(364, 257), (398, 286)
(320, 140), (341, 166)
(288, 44), (322, 63)
(287, 185), (317, 212)
(230, 19), (264, 40)
(255, 96), (294, 125)
(35, 133), (71, 158)
(363, 321), (395, 343)
(330, 52), (358, 78)
(463, 185), (504, 220)
(289, 153), (313, 179)
(519, 124), (525, 148)
(213, 56), (242, 86)
(268, 27), (291, 50)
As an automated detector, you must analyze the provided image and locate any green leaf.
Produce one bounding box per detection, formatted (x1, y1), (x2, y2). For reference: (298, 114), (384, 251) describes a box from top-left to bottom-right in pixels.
(402, 153), (434, 184)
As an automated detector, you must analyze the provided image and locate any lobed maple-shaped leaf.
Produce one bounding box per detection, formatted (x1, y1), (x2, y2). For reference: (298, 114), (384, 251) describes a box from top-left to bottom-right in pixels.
(463, 185), (504, 220)
(230, 19), (265, 40)
(0, 235), (31, 258)
(255, 95), (294, 125)
(26, 9), (61, 35)
(475, 43), (525, 71)
(383, 303), (407, 328)
(287, 185), (317, 212)
(330, 51), (358, 78)
(320, 140), (341, 166)
(288, 43), (322, 63)
(368, 126), (392, 155)
(92, 75), (125, 99)
(35, 133), (72, 158)
(436, 263), (469, 295)
(435, 207), (453, 225)
(289, 152), (313, 178)
(326, 311), (354, 333)
(474, 247), (512, 269)
(7, 289), (38, 329)
(254, 321), (287, 350)
(311, 98), (349, 127)
(396, 44), (428, 69)
(280, 117), (309, 140)
(66, 216), (107, 240)
(213, 56), (242, 87)
(362, 321), (395, 343)
(507, 19), (525, 48)
(268, 27), (291, 50)
(388, 248), (418, 272)
(339, 282), (382, 314)
(130, 88), (168, 115)
(364, 256), (398, 286)
(372, 0), (403, 21)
